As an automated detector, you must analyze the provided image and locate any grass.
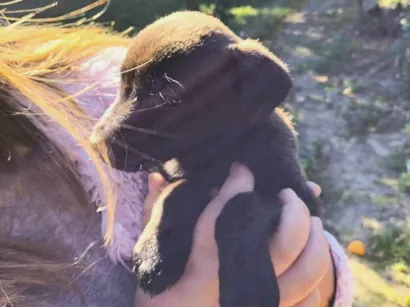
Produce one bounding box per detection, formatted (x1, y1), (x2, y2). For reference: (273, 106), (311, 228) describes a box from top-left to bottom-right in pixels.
(229, 5), (290, 34)
(343, 98), (390, 139)
(367, 224), (410, 268)
(300, 140), (344, 213)
(228, 5), (293, 38)
(276, 1), (410, 305)
(374, 193), (400, 206)
(349, 257), (410, 307)
(295, 37), (361, 74)
(309, 38), (359, 74)
(385, 125), (410, 194)
(379, 0), (410, 8)
(399, 172), (410, 194)
(200, 0), (309, 40)
(301, 141), (329, 181)
(352, 223), (410, 305)
(404, 124), (410, 135)
(386, 145), (410, 174)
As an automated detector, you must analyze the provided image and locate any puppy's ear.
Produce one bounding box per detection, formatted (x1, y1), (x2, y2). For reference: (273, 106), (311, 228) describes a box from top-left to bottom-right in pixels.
(230, 39), (292, 111)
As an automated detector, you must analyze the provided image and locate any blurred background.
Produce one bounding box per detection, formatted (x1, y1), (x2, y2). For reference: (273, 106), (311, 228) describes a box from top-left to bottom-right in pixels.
(2, 0), (410, 305)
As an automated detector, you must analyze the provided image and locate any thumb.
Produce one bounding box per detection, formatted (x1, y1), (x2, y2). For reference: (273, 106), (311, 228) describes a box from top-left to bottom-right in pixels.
(142, 173), (168, 227)
(195, 163), (255, 240)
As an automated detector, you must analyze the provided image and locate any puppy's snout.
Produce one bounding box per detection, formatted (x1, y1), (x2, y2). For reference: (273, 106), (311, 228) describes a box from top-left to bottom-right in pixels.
(90, 122), (110, 146)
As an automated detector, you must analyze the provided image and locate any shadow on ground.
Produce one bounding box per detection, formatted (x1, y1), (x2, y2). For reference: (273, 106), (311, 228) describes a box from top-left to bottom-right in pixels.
(262, 0), (410, 305)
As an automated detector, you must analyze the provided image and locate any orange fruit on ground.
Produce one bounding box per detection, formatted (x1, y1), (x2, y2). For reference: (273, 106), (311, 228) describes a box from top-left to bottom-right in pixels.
(347, 240), (366, 256)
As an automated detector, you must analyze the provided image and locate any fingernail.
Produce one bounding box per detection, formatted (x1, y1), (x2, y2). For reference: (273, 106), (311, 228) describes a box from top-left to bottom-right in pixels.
(210, 187), (219, 198)
(148, 174), (155, 187)
(148, 173), (165, 189)
(307, 181), (321, 196)
(229, 162), (241, 175)
(278, 188), (293, 205)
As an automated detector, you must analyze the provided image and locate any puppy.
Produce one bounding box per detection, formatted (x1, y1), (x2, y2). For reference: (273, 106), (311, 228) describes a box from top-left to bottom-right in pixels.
(91, 11), (322, 307)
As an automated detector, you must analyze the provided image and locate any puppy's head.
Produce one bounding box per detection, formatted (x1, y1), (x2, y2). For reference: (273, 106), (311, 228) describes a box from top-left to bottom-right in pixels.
(91, 11), (293, 172)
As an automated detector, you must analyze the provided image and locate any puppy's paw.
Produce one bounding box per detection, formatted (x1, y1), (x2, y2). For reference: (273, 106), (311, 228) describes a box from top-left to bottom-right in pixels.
(215, 192), (281, 307)
(133, 232), (189, 296)
(133, 180), (212, 296)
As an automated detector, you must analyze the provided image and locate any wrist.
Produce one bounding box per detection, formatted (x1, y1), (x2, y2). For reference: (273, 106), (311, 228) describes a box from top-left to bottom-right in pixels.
(324, 231), (354, 307)
(135, 273), (219, 307)
(317, 249), (336, 307)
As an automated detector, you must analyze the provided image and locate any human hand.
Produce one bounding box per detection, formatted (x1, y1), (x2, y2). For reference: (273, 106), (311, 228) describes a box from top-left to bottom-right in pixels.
(135, 163), (335, 307)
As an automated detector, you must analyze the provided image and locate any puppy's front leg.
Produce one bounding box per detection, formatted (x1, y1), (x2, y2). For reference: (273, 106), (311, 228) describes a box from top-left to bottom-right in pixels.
(133, 180), (212, 296)
(215, 192), (283, 307)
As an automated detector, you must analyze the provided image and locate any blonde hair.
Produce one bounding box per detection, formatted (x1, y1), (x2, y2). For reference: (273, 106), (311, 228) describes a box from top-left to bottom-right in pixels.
(0, 3), (136, 304)
(0, 2), (131, 247)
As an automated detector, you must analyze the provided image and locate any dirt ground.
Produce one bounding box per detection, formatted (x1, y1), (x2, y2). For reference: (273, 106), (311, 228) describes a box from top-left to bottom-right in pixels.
(267, 0), (410, 305)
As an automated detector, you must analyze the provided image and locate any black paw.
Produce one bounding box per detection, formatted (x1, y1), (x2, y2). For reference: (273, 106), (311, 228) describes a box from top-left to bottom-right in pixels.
(133, 180), (212, 296)
(133, 231), (191, 296)
(215, 192), (282, 307)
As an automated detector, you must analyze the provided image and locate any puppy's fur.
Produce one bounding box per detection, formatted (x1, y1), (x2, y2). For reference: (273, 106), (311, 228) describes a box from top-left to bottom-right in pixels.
(92, 11), (322, 307)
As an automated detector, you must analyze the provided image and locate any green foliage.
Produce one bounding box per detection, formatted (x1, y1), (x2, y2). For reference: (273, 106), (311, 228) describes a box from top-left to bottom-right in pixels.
(300, 140), (343, 206)
(404, 124), (410, 135)
(305, 37), (360, 74)
(394, 17), (410, 97)
(386, 147), (409, 174)
(385, 129), (410, 195)
(226, 5), (292, 36)
(303, 141), (327, 181)
(343, 98), (390, 138)
(379, 0), (410, 9)
(104, 0), (187, 32)
(398, 172), (410, 194)
(367, 224), (410, 267)
(5, 0), (185, 31)
(5, 0), (300, 36)
(229, 5), (260, 25)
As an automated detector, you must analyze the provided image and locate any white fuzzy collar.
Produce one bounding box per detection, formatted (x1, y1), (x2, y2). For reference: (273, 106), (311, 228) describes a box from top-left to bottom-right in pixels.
(17, 47), (148, 263)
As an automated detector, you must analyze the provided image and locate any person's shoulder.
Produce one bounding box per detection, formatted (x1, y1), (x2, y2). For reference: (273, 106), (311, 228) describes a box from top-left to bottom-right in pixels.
(65, 46), (128, 119)
(324, 231), (354, 307)
(62, 46), (147, 262)
(79, 46), (128, 81)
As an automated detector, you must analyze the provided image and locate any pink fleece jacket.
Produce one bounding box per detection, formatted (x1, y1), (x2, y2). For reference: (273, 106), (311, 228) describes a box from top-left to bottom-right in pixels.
(26, 46), (353, 306)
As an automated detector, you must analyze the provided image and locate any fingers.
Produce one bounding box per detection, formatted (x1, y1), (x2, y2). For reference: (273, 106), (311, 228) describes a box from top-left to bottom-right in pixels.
(291, 289), (320, 307)
(149, 173), (167, 192)
(214, 162), (255, 204)
(306, 181), (321, 198)
(269, 189), (311, 276)
(316, 260), (336, 307)
(278, 218), (331, 307)
(142, 173), (167, 227)
(269, 182), (322, 276)
(196, 163), (255, 238)
(191, 163), (255, 270)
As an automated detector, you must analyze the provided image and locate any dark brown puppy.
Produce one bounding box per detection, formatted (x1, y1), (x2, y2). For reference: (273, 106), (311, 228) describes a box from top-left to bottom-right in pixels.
(91, 11), (322, 307)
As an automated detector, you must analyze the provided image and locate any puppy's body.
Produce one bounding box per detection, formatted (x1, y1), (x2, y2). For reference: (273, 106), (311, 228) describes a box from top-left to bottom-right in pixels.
(92, 11), (322, 307)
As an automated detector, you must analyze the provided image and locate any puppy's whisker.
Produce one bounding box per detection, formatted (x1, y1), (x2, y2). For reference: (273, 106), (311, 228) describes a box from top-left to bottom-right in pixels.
(120, 123), (183, 140)
(134, 101), (167, 113)
(166, 85), (178, 97)
(111, 137), (163, 165)
(120, 58), (154, 75)
(158, 91), (165, 102)
(118, 130), (129, 172)
(164, 73), (184, 89)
